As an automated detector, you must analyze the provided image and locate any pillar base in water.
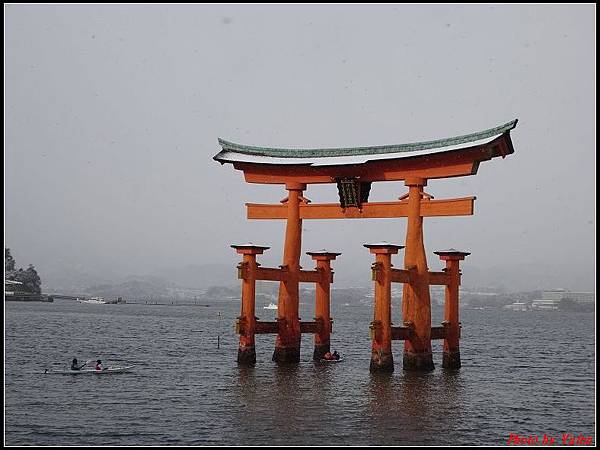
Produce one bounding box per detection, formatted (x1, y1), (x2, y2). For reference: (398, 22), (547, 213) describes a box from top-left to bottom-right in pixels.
(403, 350), (434, 372)
(370, 350), (394, 373)
(237, 346), (256, 365)
(442, 350), (461, 369)
(272, 345), (300, 364)
(313, 343), (330, 361)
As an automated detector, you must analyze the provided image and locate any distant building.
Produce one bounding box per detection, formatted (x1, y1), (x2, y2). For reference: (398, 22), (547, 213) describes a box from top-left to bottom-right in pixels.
(531, 289), (595, 310)
(563, 291), (595, 304)
(504, 301), (529, 311)
(5, 279), (53, 302)
(4, 279), (24, 297)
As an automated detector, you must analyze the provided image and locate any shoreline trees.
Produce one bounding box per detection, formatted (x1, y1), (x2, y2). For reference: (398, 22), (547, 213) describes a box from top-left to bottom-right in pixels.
(4, 248), (42, 294)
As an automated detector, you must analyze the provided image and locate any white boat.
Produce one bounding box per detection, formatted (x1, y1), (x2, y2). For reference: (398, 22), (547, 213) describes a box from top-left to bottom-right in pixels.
(77, 296), (106, 304)
(44, 365), (134, 375)
(263, 303), (278, 310)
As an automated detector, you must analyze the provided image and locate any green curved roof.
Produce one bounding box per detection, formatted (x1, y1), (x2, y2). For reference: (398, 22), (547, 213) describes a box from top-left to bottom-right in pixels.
(216, 119), (517, 160)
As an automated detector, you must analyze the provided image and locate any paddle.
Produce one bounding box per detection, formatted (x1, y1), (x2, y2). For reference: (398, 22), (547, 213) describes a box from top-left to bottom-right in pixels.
(70, 359), (92, 371)
(44, 359), (92, 374)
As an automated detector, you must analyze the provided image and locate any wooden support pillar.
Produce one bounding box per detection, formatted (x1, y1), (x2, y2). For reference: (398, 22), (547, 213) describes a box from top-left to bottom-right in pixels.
(402, 178), (435, 371)
(273, 183), (306, 363)
(435, 249), (470, 369)
(231, 243), (270, 365)
(364, 242), (404, 373)
(307, 250), (340, 360)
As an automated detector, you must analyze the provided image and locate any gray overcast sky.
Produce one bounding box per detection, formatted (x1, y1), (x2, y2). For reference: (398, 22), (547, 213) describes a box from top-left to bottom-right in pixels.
(5, 4), (596, 291)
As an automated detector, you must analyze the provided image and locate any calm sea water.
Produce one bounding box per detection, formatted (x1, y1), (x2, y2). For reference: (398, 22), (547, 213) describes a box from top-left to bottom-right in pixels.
(4, 298), (595, 445)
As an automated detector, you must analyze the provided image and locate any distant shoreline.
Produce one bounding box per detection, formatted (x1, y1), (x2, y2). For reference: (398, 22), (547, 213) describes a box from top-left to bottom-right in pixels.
(5, 294), (53, 302)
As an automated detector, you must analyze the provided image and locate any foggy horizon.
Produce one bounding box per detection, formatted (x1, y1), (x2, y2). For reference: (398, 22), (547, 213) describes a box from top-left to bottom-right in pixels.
(5, 5), (596, 292)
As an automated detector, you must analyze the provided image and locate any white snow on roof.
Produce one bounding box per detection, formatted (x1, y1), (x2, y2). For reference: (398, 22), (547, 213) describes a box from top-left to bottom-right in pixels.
(216, 133), (502, 166)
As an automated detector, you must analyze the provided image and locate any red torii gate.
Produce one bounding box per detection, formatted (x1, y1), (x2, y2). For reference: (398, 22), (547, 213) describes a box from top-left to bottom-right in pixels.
(214, 119), (517, 371)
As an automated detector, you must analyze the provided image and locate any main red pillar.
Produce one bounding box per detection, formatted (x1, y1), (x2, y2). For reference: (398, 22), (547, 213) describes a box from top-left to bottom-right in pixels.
(402, 177), (434, 371)
(273, 183), (305, 363)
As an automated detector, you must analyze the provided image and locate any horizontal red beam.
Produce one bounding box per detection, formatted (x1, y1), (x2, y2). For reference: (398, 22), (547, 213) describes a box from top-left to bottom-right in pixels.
(391, 268), (412, 283)
(299, 270), (320, 283)
(385, 270), (450, 285)
(255, 267), (284, 281)
(251, 321), (324, 335)
(300, 321), (319, 334)
(253, 323), (451, 337)
(428, 271), (450, 286)
(240, 267), (332, 284)
(255, 321), (278, 334)
(431, 326), (447, 340)
(391, 326), (413, 340)
(247, 197), (475, 220)
(390, 326), (447, 340)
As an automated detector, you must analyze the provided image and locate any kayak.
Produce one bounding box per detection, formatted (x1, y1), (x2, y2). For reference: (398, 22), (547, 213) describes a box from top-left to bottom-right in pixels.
(317, 358), (343, 363)
(43, 366), (134, 375)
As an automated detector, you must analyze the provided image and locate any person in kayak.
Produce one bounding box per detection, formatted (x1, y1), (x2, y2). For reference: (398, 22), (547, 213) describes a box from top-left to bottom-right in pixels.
(332, 351), (340, 360)
(95, 359), (105, 371)
(71, 358), (87, 370)
(323, 352), (333, 360)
